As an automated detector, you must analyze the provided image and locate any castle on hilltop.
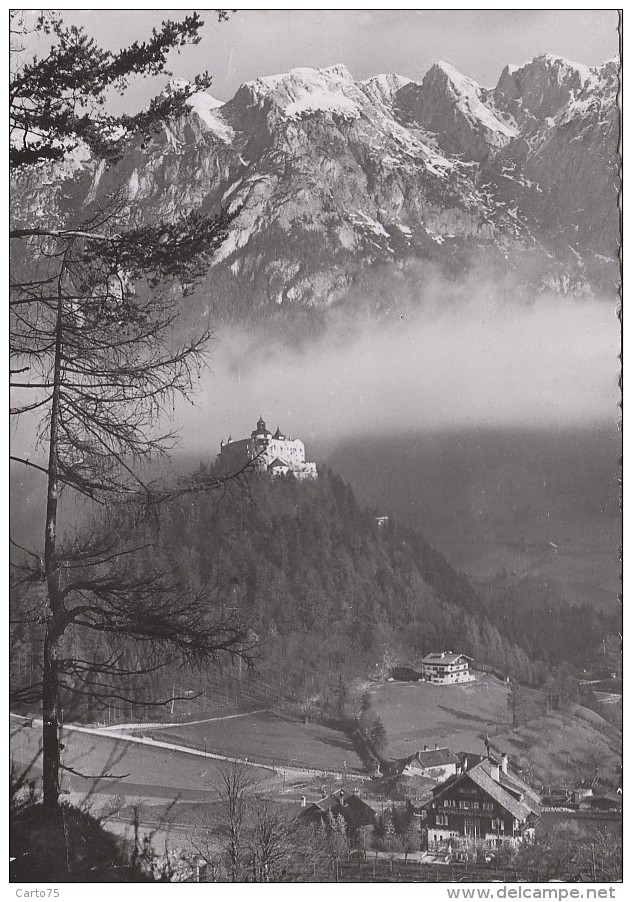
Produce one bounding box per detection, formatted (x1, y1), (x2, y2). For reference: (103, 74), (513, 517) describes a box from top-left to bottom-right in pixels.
(216, 417), (318, 480)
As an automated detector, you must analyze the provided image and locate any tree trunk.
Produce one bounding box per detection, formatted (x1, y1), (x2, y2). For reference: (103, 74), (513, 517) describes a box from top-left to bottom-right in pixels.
(42, 632), (60, 809)
(42, 250), (67, 810)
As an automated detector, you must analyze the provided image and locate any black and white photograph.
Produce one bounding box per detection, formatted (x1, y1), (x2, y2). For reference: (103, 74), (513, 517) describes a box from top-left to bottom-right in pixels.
(9, 7), (622, 890)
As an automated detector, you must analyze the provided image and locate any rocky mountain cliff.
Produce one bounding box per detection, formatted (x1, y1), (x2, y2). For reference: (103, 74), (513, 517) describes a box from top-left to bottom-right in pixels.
(11, 54), (619, 324)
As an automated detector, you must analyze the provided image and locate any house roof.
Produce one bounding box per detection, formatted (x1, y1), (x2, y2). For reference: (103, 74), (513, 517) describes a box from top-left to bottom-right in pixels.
(482, 759), (541, 815)
(468, 765), (534, 821)
(302, 791), (376, 829)
(220, 437), (249, 451)
(575, 777), (599, 789)
(384, 770), (436, 792)
(414, 748), (461, 769)
(458, 752), (486, 769)
(314, 794), (339, 812)
(422, 652), (472, 665)
(494, 767), (541, 812)
(429, 759), (541, 822)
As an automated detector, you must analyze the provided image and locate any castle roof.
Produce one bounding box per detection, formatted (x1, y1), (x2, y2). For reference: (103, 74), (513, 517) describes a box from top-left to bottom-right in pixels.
(273, 426), (285, 440)
(267, 458), (289, 469)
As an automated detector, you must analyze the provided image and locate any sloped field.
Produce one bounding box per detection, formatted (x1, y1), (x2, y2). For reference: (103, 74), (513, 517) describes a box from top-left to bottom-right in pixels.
(491, 705), (622, 786)
(368, 677), (621, 786)
(147, 710), (364, 774)
(10, 717), (270, 802)
(370, 672), (510, 759)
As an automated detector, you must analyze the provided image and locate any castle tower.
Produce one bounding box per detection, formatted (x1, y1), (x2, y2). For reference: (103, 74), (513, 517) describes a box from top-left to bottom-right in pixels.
(252, 416), (270, 438)
(216, 416), (317, 480)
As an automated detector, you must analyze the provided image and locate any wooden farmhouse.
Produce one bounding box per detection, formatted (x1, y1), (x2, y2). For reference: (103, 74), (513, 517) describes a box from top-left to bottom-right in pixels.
(424, 754), (541, 853)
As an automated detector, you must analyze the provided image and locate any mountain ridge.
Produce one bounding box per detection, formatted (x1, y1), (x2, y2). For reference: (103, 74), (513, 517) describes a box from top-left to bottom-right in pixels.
(11, 53), (619, 325)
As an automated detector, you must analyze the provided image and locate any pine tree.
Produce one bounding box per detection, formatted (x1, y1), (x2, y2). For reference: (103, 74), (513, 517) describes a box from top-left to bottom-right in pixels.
(402, 808), (419, 863)
(9, 10), (230, 169)
(9, 11), (250, 811)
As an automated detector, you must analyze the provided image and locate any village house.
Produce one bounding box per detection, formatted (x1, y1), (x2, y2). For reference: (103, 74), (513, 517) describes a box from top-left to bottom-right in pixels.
(384, 746), (462, 800)
(578, 791), (622, 814)
(400, 747), (462, 782)
(424, 753), (541, 853)
(299, 789), (376, 846)
(422, 652), (475, 684)
(571, 777), (597, 804)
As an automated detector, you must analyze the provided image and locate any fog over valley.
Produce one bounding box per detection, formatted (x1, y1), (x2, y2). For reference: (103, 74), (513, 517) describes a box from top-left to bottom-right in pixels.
(177, 291), (619, 458)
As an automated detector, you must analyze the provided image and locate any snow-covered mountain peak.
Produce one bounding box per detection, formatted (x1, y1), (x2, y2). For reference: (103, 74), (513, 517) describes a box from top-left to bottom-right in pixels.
(162, 77), (224, 108)
(236, 64), (364, 120)
(494, 53), (601, 127)
(533, 52), (593, 85)
(592, 57), (620, 91)
(428, 61), (492, 102)
(12, 54), (618, 319)
(360, 72), (412, 106)
(433, 59), (473, 84)
(161, 77), (230, 139)
(395, 59), (517, 160)
(187, 93), (232, 142)
(243, 64), (354, 95)
(163, 76), (191, 94)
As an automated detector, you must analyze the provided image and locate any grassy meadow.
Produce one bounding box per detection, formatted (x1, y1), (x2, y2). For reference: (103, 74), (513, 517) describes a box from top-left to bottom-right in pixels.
(370, 672), (510, 759)
(147, 711), (365, 774)
(10, 717), (271, 802)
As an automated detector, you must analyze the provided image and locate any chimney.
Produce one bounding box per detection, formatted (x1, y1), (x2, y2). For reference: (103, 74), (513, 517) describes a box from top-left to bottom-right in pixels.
(435, 743), (439, 750)
(301, 796), (306, 808)
(490, 763), (500, 783)
(423, 745), (428, 751)
(501, 753), (508, 774)
(339, 789), (345, 805)
(462, 756), (468, 773)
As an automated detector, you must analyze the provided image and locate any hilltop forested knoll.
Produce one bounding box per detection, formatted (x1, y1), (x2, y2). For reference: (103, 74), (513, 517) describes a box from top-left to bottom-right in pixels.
(11, 468), (618, 720)
(114, 468), (592, 696)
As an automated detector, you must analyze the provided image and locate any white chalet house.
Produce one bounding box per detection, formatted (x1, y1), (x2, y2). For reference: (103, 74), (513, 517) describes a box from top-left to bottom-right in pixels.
(422, 652), (474, 685)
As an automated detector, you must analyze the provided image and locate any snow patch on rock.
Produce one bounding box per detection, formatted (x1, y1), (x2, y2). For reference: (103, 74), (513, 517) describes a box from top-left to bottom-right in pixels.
(435, 60), (518, 139)
(187, 93), (234, 142)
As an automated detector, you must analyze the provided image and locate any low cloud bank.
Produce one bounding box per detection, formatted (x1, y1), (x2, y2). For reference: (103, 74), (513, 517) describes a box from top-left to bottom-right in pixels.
(176, 291), (620, 458)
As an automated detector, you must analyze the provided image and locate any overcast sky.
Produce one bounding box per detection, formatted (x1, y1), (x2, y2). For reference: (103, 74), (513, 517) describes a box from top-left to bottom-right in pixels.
(28, 9), (620, 109)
